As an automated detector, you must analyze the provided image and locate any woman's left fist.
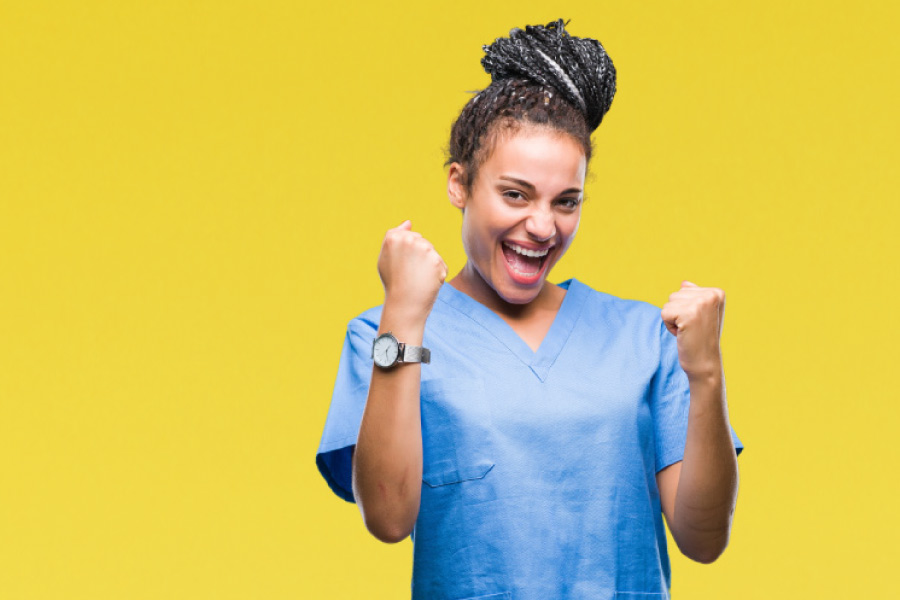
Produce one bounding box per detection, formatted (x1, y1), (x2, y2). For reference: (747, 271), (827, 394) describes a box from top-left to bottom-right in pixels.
(660, 281), (725, 380)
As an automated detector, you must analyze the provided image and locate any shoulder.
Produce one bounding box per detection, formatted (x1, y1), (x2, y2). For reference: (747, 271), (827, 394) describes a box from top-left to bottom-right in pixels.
(342, 305), (382, 348)
(349, 305), (382, 330)
(568, 278), (663, 327)
(568, 279), (671, 362)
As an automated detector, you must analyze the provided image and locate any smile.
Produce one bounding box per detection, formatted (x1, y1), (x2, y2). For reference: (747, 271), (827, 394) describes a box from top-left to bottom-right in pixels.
(501, 241), (553, 281)
(502, 241), (551, 258)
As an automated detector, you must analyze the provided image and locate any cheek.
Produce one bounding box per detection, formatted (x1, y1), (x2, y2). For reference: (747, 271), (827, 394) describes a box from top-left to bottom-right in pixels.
(463, 206), (495, 246)
(569, 213), (582, 239)
(460, 211), (487, 260)
(557, 213), (582, 253)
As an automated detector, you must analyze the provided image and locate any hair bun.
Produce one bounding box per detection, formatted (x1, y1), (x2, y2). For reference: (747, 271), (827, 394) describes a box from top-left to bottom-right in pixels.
(481, 18), (616, 132)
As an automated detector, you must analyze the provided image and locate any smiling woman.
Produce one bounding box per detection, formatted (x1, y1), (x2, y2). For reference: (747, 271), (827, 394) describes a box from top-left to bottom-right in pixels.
(315, 18), (744, 600)
(448, 129), (586, 312)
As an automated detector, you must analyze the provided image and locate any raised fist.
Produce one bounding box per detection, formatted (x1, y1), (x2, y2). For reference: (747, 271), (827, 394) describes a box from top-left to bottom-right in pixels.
(661, 281), (726, 380)
(377, 220), (448, 323)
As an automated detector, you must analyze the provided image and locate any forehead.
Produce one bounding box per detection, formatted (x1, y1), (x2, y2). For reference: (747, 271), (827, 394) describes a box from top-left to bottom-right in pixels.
(479, 127), (587, 190)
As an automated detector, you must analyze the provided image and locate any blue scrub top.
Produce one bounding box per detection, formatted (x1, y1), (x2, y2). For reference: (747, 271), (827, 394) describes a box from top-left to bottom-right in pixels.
(317, 279), (744, 600)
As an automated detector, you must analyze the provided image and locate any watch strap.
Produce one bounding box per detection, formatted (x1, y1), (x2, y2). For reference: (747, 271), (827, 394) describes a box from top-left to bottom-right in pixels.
(398, 343), (431, 365)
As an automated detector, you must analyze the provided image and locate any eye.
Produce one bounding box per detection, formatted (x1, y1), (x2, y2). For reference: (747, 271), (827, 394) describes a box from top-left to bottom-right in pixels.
(502, 189), (527, 202)
(557, 197), (582, 210)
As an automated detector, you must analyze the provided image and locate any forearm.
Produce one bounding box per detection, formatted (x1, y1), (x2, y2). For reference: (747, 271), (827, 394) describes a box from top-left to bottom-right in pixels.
(351, 304), (425, 543)
(670, 367), (739, 562)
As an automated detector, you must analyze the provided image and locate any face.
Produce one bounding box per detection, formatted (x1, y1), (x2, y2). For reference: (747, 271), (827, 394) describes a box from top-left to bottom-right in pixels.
(448, 127), (587, 307)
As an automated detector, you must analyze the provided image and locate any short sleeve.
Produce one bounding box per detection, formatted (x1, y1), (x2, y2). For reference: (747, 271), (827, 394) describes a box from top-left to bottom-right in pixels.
(651, 319), (744, 473)
(315, 314), (379, 503)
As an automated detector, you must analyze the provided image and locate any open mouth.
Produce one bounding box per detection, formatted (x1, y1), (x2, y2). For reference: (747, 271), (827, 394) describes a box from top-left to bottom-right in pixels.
(501, 241), (552, 283)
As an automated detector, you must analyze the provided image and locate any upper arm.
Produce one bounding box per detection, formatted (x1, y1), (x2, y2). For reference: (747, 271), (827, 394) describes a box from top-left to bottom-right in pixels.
(315, 316), (379, 503)
(656, 459), (682, 529)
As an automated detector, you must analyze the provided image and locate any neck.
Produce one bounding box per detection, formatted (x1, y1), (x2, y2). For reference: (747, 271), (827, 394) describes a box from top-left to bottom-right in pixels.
(449, 261), (563, 320)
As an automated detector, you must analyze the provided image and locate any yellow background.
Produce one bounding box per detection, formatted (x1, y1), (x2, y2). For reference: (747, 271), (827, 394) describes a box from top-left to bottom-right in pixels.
(1, 1), (897, 597)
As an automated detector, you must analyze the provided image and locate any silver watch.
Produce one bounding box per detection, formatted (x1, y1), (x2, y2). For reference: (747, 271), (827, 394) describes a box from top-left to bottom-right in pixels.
(371, 332), (431, 369)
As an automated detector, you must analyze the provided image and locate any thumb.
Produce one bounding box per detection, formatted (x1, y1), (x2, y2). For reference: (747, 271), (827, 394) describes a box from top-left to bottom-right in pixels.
(681, 280), (698, 288)
(398, 220), (412, 230)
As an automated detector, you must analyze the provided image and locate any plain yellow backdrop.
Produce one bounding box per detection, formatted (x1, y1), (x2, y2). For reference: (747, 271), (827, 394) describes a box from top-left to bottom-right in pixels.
(1, 1), (898, 598)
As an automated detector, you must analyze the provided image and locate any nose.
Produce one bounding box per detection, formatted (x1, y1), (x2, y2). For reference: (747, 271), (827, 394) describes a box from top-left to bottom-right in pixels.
(525, 205), (556, 243)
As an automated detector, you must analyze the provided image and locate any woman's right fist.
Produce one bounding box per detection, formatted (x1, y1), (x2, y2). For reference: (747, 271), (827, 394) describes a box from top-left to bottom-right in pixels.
(377, 220), (448, 322)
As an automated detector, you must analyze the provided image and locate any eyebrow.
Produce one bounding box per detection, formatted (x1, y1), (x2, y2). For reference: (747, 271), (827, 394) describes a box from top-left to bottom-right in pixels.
(497, 175), (582, 196)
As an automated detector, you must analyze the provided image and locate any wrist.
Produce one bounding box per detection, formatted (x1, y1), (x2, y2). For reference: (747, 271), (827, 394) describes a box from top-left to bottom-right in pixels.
(686, 365), (724, 388)
(380, 300), (429, 344)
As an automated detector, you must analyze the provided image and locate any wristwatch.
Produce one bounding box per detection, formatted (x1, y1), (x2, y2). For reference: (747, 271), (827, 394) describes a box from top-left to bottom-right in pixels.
(371, 332), (431, 369)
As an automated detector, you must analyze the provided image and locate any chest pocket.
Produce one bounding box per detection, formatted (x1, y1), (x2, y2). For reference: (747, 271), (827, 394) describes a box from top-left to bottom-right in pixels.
(420, 378), (494, 487)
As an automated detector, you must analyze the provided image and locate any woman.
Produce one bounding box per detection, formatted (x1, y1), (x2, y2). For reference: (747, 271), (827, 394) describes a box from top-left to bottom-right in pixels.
(316, 19), (743, 600)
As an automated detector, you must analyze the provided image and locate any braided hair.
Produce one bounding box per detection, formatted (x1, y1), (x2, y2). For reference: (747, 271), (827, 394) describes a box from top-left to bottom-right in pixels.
(447, 19), (617, 191)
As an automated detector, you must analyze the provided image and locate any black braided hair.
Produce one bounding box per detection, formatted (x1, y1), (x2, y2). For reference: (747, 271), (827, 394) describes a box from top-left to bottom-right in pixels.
(447, 19), (617, 191)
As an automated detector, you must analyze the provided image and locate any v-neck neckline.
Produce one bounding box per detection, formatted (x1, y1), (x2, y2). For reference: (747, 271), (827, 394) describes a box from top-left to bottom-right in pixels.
(436, 278), (589, 382)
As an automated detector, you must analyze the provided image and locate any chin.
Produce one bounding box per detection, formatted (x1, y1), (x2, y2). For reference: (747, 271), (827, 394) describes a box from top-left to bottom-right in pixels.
(488, 255), (562, 306)
(494, 278), (546, 305)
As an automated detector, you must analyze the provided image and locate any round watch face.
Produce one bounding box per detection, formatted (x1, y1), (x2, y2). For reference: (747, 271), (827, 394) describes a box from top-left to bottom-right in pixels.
(373, 333), (400, 368)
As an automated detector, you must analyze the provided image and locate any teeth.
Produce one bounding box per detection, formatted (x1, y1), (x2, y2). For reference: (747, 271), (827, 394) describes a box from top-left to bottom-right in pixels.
(504, 242), (550, 258)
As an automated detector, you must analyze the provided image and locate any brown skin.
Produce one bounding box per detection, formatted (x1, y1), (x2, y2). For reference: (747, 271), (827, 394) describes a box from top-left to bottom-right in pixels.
(447, 129), (585, 321)
(447, 129), (585, 351)
(658, 282), (740, 563)
(352, 127), (740, 560)
(351, 220), (446, 543)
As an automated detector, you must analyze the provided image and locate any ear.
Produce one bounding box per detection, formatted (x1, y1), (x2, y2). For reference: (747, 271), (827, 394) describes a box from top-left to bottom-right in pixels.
(447, 162), (467, 210)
